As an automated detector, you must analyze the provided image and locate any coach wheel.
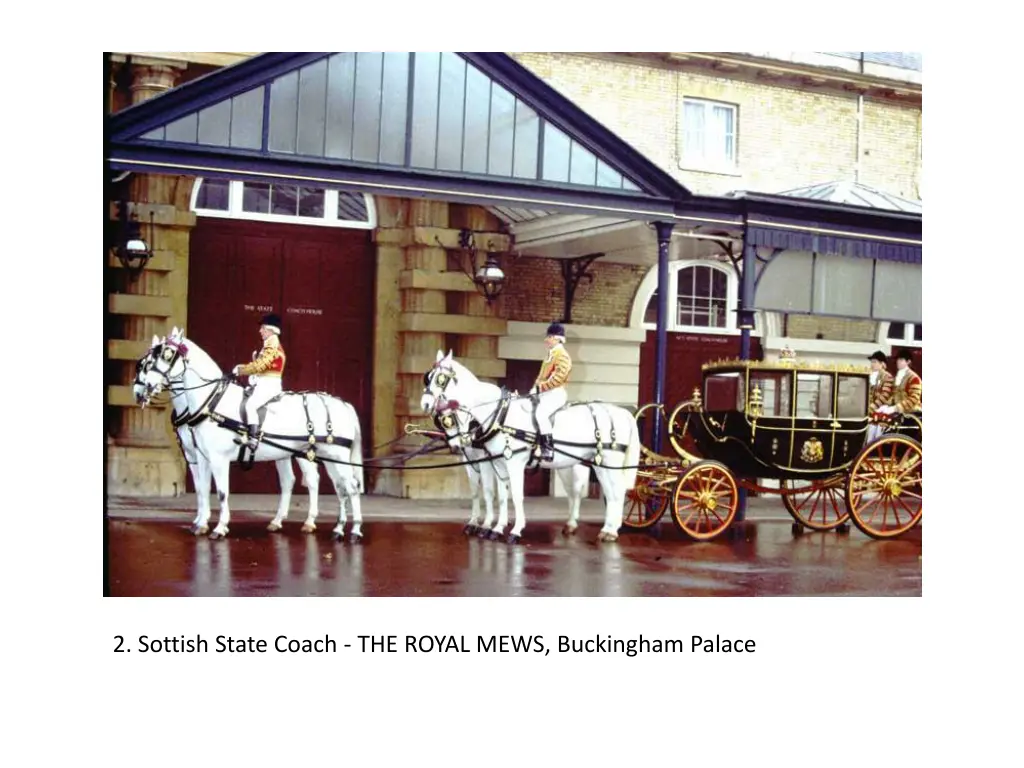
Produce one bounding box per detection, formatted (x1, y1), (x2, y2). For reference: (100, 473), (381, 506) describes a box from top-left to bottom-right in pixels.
(671, 460), (738, 541)
(781, 477), (850, 531)
(845, 435), (922, 539)
(623, 475), (670, 529)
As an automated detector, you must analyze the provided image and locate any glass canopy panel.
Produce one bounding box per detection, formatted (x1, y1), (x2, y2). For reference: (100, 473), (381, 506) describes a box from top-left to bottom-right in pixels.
(123, 52), (659, 193)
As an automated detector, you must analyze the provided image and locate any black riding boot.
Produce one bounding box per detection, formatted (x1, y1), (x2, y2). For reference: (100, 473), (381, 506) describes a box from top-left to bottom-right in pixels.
(247, 424), (259, 451)
(541, 433), (554, 462)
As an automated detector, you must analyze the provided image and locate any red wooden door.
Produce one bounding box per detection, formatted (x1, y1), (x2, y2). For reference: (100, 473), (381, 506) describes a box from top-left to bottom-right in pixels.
(638, 331), (763, 410)
(637, 330), (763, 450)
(187, 219), (374, 493)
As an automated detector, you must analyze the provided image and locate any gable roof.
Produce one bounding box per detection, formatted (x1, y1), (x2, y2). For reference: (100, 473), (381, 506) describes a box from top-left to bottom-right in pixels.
(107, 52), (691, 218)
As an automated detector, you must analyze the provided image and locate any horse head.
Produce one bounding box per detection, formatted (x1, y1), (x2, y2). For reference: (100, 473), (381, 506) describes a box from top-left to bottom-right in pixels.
(136, 326), (191, 406)
(423, 349), (461, 411)
(132, 336), (163, 407)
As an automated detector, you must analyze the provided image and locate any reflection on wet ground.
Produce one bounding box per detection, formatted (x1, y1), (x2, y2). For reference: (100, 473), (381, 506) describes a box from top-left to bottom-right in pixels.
(106, 519), (922, 597)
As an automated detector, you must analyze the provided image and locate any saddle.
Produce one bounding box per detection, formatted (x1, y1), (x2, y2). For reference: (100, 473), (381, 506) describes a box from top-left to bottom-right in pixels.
(521, 391), (573, 469)
(237, 388), (285, 470)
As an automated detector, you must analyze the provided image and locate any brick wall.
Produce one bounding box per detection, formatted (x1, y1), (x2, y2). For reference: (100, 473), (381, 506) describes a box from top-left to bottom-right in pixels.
(786, 315), (878, 343)
(511, 53), (921, 199)
(503, 257), (647, 327)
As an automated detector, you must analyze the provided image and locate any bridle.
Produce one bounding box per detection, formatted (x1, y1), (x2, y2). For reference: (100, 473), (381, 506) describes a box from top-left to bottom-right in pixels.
(137, 338), (228, 410)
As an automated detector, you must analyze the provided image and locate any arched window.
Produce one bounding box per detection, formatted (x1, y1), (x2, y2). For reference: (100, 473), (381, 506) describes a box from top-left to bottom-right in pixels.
(190, 178), (376, 230)
(632, 260), (748, 334)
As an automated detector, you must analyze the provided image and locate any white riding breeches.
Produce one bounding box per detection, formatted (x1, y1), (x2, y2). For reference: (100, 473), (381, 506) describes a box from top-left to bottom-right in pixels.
(534, 387), (567, 433)
(246, 376), (282, 425)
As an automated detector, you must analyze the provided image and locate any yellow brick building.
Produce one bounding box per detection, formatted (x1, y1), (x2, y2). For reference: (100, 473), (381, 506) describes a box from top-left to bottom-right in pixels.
(106, 52), (922, 498)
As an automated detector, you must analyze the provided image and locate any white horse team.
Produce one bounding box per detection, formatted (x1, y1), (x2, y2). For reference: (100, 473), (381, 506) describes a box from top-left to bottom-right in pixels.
(421, 350), (640, 543)
(134, 330), (639, 544)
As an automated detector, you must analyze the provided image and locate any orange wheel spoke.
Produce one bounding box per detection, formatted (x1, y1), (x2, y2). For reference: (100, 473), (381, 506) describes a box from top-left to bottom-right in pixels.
(827, 490), (842, 521)
(894, 459), (922, 483)
(793, 489), (814, 512)
(859, 494), (885, 522)
(894, 494), (920, 518)
(706, 475), (727, 494)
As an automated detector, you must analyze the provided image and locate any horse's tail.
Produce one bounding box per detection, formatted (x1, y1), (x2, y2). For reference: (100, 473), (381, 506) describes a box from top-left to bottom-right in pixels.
(621, 409), (641, 493)
(347, 401), (365, 493)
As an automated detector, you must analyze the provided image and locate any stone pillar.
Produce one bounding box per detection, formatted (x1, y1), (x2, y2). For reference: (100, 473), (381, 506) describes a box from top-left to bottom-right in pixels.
(107, 60), (194, 496)
(130, 64), (181, 105)
(397, 199), (449, 447)
(368, 199), (510, 498)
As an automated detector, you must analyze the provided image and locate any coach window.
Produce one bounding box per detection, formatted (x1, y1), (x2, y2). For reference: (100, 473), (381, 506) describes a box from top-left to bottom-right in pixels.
(836, 375), (868, 419)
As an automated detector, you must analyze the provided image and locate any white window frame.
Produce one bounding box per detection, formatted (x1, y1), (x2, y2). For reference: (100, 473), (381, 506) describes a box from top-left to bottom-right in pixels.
(880, 321), (922, 348)
(678, 97), (739, 175)
(190, 178), (376, 230)
(632, 260), (755, 336)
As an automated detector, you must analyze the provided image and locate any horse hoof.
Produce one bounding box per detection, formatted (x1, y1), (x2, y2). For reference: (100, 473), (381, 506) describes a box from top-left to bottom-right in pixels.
(463, 524), (477, 536)
(506, 534), (521, 546)
(597, 532), (618, 543)
(301, 523), (316, 534)
(562, 525), (578, 537)
(332, 532), (344, 543)
(487, 530), (502, 541)
(476, 528), (490, 539)
(267, 523), (282, 533)
(210, 530), (227, 540)
(190, 524), (208, 536)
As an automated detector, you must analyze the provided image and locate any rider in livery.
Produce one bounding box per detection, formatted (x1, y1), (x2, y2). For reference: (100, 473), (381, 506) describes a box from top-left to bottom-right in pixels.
(530, 322), (572, 462)
(891, 348), (922, 413)
(232, 313), (286, 450)
(866, 350), (895, 443)
(874, 348), (922, 421)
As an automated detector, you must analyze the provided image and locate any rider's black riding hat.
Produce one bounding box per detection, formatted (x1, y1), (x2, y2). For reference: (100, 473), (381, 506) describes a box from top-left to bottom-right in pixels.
(895, 348), (914, 362)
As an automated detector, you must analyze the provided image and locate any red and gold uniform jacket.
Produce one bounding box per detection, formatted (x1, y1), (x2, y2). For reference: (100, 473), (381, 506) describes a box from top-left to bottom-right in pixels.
(239, 335), (286, 377)
(869, 369), (895, 411)
(893, 368), (922, 413)
(534, 344), (572, 393)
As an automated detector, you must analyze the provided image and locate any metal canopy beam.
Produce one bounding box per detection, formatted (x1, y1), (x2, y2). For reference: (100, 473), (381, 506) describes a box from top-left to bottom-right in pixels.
(107, 145), (681, 221)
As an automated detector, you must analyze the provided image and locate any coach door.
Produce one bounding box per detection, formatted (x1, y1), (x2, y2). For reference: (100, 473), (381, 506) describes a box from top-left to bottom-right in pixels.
(188, 218), (375, 493)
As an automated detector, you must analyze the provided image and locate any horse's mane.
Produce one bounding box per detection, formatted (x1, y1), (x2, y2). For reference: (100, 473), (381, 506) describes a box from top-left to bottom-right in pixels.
(450, 360), (476, 382)
(449, 359), (502, 400)
(181, 336), (223, 375)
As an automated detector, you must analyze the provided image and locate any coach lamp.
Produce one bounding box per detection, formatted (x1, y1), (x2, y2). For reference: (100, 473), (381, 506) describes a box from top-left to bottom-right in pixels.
(111, 201), (153, 279)
(474, 252), (506, 302)
(444, 229), (508, 304)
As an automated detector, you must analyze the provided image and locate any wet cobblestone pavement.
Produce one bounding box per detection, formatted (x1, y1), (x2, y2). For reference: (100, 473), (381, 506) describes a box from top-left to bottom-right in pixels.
(106, 517), (922, 597)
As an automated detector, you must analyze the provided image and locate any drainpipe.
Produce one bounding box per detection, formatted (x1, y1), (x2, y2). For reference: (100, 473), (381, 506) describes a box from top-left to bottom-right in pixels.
(653, 221), (674, 453)
(855, 93), (864, 183)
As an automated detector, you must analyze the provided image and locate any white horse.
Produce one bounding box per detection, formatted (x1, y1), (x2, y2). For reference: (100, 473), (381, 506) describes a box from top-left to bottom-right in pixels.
(420, 379), (511, 539)
(135, 327), (364, 541)
(424, 350), (639, 543)
(133, 341), (300, 536)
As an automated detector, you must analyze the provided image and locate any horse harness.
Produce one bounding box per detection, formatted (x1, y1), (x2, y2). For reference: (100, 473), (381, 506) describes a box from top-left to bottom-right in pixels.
(432, 383), (630, 468)
(148, 341), (354, 468)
